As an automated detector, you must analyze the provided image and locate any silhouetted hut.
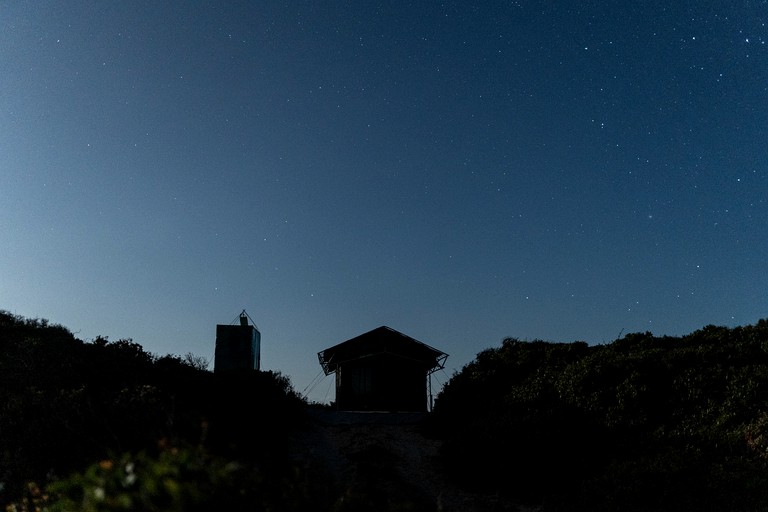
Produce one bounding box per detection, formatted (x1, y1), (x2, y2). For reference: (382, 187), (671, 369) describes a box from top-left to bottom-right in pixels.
(318, 326), (448, 412)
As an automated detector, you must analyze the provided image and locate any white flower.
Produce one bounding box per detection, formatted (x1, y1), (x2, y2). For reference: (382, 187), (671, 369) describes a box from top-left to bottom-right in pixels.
(93, 487), (105, 501)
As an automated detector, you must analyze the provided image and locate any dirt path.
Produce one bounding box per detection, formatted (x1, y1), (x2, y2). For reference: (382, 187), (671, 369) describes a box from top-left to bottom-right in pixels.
(291, 409), (530, 512)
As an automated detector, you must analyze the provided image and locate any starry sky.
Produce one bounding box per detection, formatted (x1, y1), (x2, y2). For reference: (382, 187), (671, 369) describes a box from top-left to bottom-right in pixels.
(2, 1), (766, 404)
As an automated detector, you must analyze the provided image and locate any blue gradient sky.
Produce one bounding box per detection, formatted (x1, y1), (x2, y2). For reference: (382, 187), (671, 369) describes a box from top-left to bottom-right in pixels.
(2, 1), (766, 404)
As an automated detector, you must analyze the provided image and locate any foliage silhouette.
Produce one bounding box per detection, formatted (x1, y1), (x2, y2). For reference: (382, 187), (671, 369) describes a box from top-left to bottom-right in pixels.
(429, 321), (768, 511)
(4, 309), (768, 511)
(0, 310), (327, 511)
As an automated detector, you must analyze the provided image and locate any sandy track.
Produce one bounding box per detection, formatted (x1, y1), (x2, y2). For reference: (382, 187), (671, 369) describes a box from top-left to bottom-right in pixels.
(291, 409), (530, 512)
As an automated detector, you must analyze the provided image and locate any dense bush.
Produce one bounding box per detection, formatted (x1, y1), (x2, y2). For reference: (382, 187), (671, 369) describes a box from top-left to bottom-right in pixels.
(0, 311), (317, 511)
(8, 441), (335, 512)
(6, 309), (768, 511)
(429, 320), (768, 511)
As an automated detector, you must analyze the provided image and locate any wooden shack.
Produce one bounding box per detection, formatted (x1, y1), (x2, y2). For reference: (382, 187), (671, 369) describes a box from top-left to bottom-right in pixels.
(318, 325), (448, 412)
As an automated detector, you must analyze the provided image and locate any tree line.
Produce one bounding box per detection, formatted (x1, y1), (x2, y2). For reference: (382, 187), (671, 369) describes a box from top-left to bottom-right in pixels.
(3, 309), (768, 510)
(428, 321), (768, 511)
(0, 310), (328, 511)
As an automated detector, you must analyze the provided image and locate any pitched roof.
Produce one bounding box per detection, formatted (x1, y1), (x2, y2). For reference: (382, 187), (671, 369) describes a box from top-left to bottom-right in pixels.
(318, 325), (448, 375)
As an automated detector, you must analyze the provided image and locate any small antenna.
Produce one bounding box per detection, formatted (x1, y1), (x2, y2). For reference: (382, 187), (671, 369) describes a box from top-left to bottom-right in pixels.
(232, 309), (259, 331)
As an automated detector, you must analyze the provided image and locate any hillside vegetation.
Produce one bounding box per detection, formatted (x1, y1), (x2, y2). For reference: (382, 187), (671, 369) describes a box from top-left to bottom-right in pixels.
(429, 322), (768, 511)
(0, 310), (329, 511)
(2, 309), (768, 511)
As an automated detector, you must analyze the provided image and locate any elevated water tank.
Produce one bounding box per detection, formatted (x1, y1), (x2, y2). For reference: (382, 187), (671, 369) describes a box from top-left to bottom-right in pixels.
(214, 311), (260, 372)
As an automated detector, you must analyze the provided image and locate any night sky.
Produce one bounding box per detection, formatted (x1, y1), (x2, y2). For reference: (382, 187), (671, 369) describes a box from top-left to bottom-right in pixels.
(2, 1), (766, 404)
